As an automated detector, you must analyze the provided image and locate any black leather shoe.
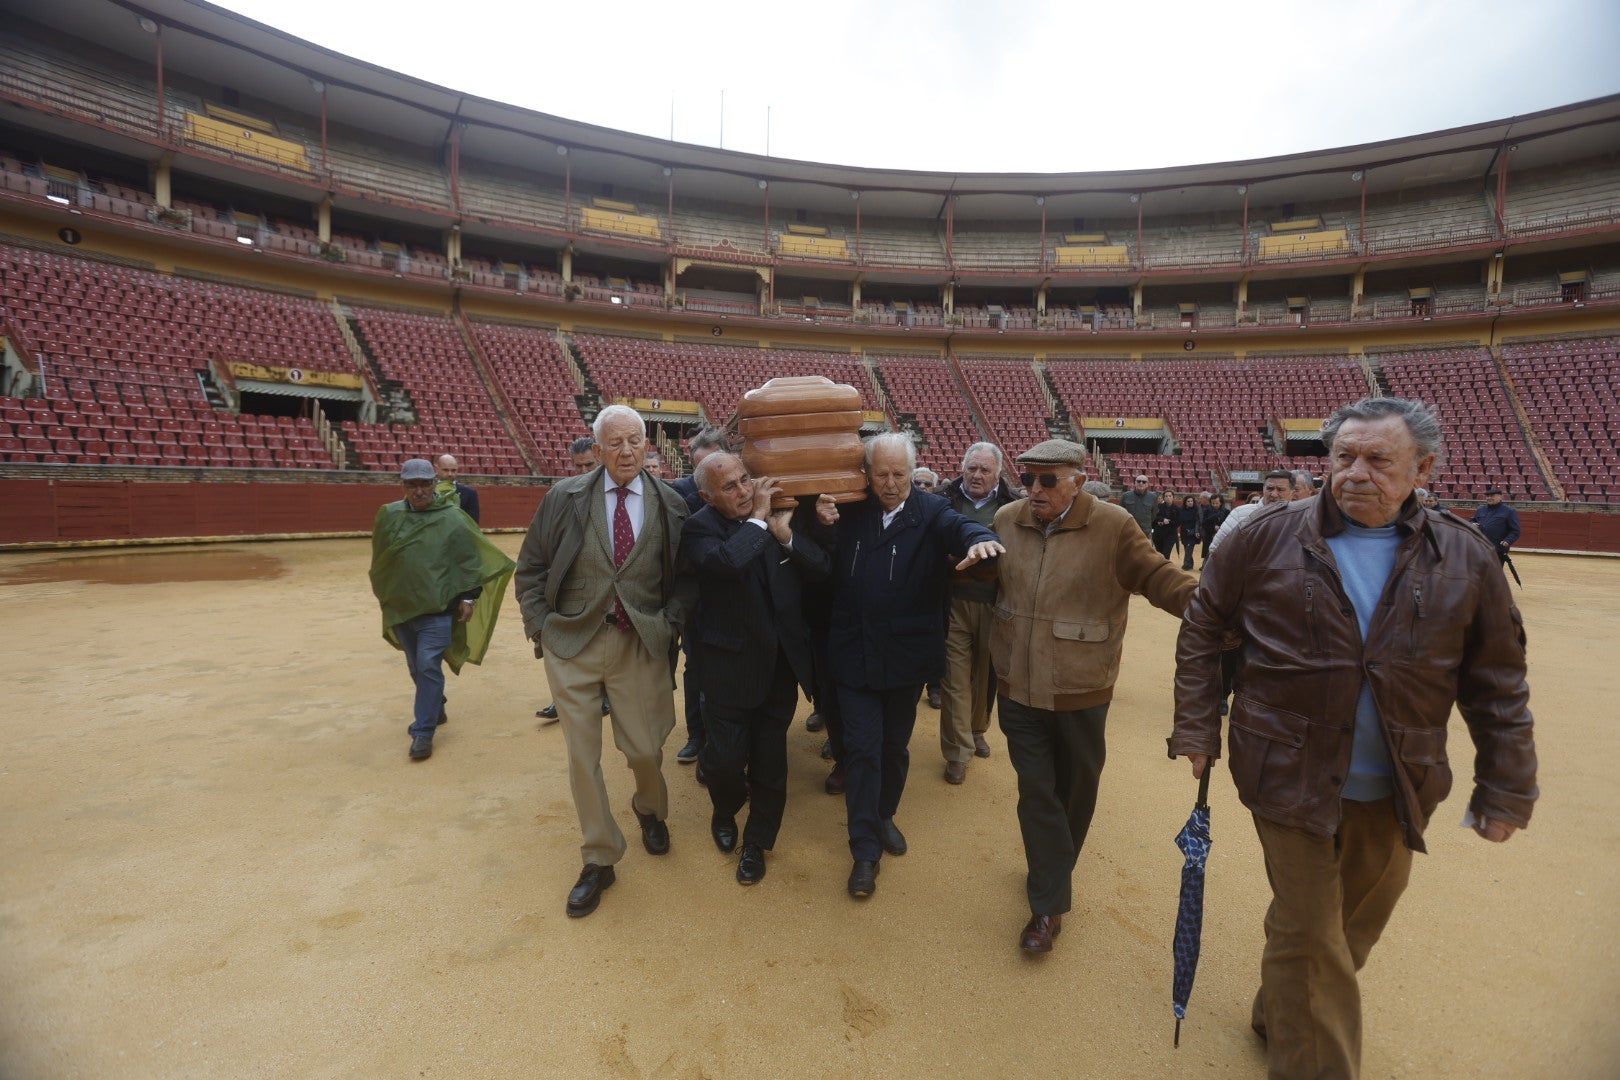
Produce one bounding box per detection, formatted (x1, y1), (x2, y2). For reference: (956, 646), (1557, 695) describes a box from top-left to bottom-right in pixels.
(676, 738), (702, 765)
(927, 686), (942, 710)
(711, 815), (738, 853)
(566, 863), (616, 917)
(819, 738), (834, 761)
(824, 763), (846, 795)
(409, 735), (433, 761)
(847, 858), (879, 898)
(537, 704), (559, 722)
(737, 843), (766, 885)
(601, 698), (612, 715)
(805, 711), (825, 732)
(695, 762), (708, 787)
(632, 802), (670, 855)
(880, 817), (907, 856)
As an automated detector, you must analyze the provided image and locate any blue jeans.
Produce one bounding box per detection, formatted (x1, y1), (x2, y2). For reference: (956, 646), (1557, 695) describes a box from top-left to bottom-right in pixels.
(395, 612), (451, 738)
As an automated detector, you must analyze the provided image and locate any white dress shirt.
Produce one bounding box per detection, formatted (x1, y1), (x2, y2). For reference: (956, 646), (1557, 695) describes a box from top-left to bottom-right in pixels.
(604, 472), (646, 540)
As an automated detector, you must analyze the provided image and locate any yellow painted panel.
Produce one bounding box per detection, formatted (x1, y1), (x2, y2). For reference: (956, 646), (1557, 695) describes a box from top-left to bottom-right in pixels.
(185, 113), (309, 170)
(1054, 245), (1128, 266)
(614, 396), (701, 415)
(1257, 230), (1349, 257)
(779, 234), (850, 259)
(1270, 217), (1323, 233)
(229, 361), (362, 389)
(861, 410), (887, 424)
(592, 197), (638, 213)
(1064, 233), (1108, 244)
(581, 206), (662, 240)
(786, 224), (829, 236)
(1081, 416), (1162, 430)
(1278, 418), (1325, 432)
(204, 103), (275, 134)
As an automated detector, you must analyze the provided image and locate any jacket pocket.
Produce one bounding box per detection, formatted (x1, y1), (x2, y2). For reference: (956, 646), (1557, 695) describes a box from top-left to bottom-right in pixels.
(701, 625), (744, 653)
(989, 605), (1015, 675)
(1050, 619), (1118, 691)
(556, 583), (587, 617)
(1227, 697), (1309, 812)
(1392, 726), (1453, 818)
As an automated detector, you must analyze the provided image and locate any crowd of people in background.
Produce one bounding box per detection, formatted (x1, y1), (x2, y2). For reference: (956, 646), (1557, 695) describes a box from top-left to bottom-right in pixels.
(363, 396), (1536, 1080)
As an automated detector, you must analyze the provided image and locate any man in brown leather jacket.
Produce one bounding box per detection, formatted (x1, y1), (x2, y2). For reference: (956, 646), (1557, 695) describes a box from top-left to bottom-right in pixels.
(1169, 397), (1537, 1080)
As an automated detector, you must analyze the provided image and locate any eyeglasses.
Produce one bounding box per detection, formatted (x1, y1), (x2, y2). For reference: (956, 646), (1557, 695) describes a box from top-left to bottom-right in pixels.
(1019, 471), (1069, 490)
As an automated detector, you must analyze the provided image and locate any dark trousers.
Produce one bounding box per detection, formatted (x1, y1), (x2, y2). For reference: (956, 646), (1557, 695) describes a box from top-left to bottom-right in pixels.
(682, 649), (706, 744)
(999, 696), (1109, 915)
(1200, 533), (1213, 564)
(1154, 532), (1177, 560)
(700, 652), (797, 850)
(836, 682), (920, 861)
(1180, 533), (1198, 570)
(813, 647), (844, 760)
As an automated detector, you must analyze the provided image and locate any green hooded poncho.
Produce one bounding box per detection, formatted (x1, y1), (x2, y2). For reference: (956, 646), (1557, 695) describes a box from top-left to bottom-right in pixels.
(369, 488), (516, 674)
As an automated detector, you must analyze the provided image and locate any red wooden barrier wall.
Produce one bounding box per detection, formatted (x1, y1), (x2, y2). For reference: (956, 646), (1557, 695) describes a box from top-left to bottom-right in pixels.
(0, 479), (545, 544)
(1, 480), (1616, 551)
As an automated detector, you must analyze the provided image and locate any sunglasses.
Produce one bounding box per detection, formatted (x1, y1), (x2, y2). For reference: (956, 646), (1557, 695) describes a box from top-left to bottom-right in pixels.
(1019, 471), (1069, 490)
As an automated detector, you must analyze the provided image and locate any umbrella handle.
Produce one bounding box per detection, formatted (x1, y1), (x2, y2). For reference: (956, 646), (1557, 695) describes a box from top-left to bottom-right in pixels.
(1174, 1017), (1182, 1048)
(1196, 761), (1211, 810)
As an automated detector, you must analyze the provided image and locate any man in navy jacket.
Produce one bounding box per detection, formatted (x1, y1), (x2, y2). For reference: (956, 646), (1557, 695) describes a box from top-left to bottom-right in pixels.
(815, 432), (1004, 898)
(1473, 486), (1522, 566)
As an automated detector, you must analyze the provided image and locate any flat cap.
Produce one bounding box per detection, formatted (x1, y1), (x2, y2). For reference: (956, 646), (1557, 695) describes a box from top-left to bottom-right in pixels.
(400, 458), (436, 481)
(1016, 439), (1088, 467)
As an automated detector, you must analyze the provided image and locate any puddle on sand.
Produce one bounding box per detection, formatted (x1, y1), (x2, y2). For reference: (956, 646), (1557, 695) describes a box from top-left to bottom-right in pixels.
(0, 550), (286, 586)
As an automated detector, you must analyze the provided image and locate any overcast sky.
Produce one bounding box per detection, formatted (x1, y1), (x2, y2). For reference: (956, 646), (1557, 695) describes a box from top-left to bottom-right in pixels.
(210, 0), (1620, 174)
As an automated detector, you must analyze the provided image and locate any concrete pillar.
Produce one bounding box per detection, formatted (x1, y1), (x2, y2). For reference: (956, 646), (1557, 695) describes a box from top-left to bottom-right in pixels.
(1036, 281), (1048, 316)
(943, 280), (955, 316)
(153, 153), (172, 210)
(852, 275), (862, 309)
(1131, 282), (1144, 317)
(317, 196), (332, 244)
(561, 244), (573, 284)
(1352, 268), (1366, 313)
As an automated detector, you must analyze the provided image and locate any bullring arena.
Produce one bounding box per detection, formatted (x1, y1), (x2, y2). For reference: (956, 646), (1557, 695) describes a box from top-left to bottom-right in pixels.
(1, 1), (1618, 1076)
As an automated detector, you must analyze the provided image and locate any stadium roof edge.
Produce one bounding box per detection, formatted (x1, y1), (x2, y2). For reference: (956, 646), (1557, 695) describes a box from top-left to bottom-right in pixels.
(7, 0), (1619, 211)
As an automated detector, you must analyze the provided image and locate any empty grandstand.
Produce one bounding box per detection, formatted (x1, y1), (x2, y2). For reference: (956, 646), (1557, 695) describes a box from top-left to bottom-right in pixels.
(0, 0), (1617, 549)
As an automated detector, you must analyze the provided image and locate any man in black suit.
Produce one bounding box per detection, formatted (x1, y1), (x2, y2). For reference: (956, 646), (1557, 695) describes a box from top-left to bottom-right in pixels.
(435, 454), (480, 524)
(668, 427), (729, 768)
(680, 452), (828, 885)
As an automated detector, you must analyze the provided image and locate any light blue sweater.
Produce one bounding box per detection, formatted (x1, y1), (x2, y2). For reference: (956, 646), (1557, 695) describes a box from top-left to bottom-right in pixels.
(1325, 520), (1400, 801)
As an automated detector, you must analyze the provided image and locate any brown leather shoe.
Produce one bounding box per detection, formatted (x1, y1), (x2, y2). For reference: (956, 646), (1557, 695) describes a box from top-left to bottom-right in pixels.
(1019, 913), (1062, 953)
(973, 734), (992, 758)
(944, 760), (966, 785)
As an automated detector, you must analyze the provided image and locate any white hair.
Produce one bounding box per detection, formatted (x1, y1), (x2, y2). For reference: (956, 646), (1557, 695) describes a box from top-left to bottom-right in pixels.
(592, 404), (646, 441)
(961, 442), (1002, 472)
(911, 467), (938, 485)
(864, 431), (916, 473)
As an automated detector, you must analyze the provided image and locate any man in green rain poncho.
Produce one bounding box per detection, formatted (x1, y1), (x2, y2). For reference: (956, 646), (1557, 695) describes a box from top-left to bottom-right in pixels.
(370, 459), (515, 761)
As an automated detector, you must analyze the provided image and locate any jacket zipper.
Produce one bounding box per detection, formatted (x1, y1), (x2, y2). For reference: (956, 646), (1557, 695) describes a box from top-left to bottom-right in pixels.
(850, 539), (861, 577)
(889, 544), (896, 582)
(1410, 582), (1424, 657)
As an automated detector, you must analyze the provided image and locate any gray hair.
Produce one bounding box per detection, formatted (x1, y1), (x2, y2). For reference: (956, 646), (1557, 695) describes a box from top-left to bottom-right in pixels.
(569, 435), (596, 455)
(1415, 487), (1432, 501)
(911, 467), (939, 485)
(692, 450), (739, 495)
(1082, 480), (1112, 499)
(961, 441), (1003, 472)
(1321, 397), (1442, 460)
(592, 404), (646, 441)
(1290, 469), (1317, 493)
(689, 427), (728, 454)
(864, 431), (916, 473)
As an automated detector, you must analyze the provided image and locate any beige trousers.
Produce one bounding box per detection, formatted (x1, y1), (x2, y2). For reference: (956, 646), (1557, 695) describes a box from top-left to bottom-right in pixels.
(1251, 797), (1414, 1080)
(939, 596), (993, 763)
(545, 622), (676, 867)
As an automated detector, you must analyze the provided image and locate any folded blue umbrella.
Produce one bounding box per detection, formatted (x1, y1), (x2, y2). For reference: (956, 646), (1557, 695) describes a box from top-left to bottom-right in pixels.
(1172, 766), (1213, 1048)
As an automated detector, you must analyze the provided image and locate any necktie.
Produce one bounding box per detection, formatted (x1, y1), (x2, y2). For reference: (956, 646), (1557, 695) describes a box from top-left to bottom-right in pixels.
(611, 486), (633, 631)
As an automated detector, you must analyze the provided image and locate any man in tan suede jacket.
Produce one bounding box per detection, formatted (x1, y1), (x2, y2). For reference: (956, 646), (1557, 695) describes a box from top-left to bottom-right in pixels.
(989, 439), (1196, 953)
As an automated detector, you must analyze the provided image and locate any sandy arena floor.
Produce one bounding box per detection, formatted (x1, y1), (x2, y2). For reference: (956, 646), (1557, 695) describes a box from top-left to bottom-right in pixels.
(0, 537), (1615, 1079)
